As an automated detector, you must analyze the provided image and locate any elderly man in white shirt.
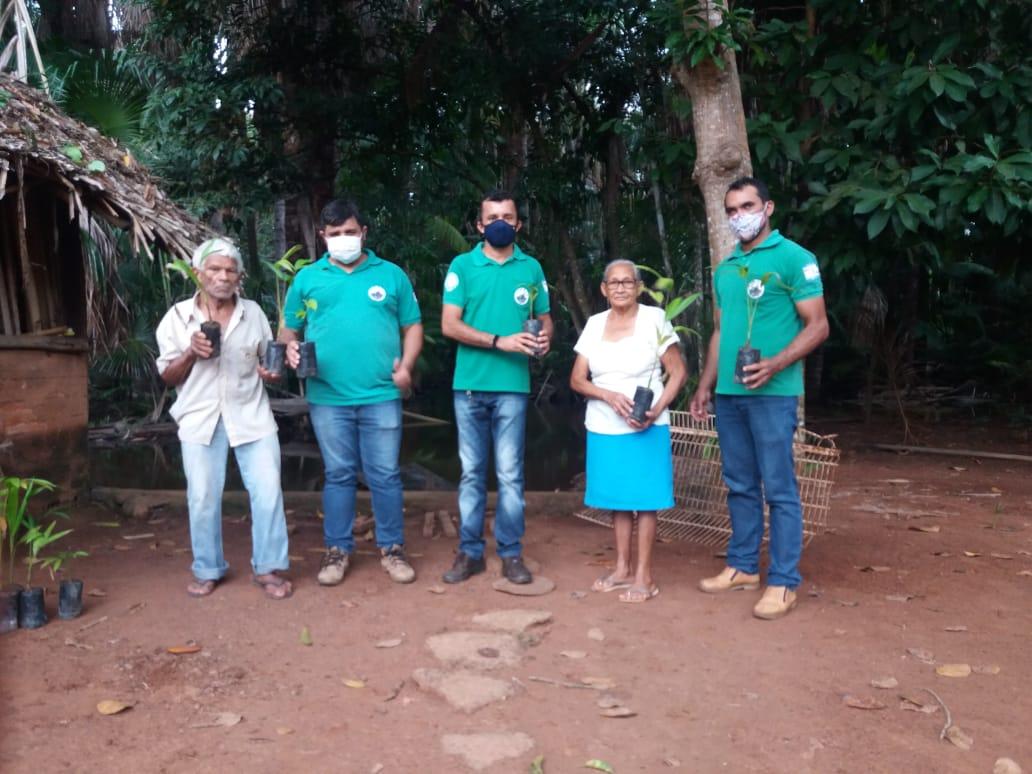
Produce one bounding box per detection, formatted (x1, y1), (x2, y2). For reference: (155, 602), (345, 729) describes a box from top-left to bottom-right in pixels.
(156, 238), (292, 600)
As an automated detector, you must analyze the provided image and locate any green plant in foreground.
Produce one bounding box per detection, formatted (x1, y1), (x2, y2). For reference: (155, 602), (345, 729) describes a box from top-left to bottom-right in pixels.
(262, 245), (310, 329)
(636, 264), (701, 390)
(21, 518), (72, 589)
(1, 477), (59, 586)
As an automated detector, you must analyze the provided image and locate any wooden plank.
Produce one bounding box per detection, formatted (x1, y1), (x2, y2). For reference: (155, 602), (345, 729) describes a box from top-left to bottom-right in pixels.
(14, 158), (42, 331)
(0, 334), (88, 352)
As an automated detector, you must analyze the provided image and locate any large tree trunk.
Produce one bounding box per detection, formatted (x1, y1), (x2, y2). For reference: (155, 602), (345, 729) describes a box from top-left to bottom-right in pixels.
(671, 3), (752, 272)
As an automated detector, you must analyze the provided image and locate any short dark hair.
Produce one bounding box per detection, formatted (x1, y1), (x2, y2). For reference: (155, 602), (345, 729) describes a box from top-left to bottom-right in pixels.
(479, 189), (520, 220)
(320, 198), (367, 229)
(726, 176), (771, 203)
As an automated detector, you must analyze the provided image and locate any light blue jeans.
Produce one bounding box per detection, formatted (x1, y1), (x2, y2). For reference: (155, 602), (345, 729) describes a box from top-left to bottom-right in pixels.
(180, 419), (289, 581)
(715, 395), (803, 588)
(453, 391), (528, 559)
(308, 400), (404, 553)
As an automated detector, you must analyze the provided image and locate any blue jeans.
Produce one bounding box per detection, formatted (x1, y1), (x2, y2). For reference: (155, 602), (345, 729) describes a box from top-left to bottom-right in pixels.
(453, 391), (528, 559)
(309, 400), (404, 553)
(181, 419), (289, 580)
(715, 395), (803, 588)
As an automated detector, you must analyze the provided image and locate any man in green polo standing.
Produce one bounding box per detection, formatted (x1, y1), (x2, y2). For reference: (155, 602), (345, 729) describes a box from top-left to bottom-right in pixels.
(440, 190), (553, 585)
(280, 199), (423, 587)
(690, 176), (828, 620)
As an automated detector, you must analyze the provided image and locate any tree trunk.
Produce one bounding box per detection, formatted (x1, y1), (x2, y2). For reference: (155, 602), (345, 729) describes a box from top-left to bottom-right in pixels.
(559, 227), (592, 334)
(602, 131), (623, 262)
(56, 0), (112, 48)
(670, 3), (752, 273)
(649, 161), (675, 280)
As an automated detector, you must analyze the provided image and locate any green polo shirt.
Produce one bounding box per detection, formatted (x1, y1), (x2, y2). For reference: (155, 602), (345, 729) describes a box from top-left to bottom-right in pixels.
(442, 242), (550, 393)
(284, 250), (421, 405)
(713, 230), (823, 396)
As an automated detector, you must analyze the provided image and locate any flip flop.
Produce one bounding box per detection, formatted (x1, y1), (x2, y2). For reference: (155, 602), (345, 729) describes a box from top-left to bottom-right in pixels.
(252, 573), (293, 600)
(592, 574), (633, 593)
(187, 578), (218, 598)
(618, 584), (660, 603)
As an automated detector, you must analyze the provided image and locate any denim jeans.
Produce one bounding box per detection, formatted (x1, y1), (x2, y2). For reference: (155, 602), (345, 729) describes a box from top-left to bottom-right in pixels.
(453, 391), (529, 559)
(180, 419), (289, 580)
(715, 394), (803, 588)
(309, 400), (404, 553)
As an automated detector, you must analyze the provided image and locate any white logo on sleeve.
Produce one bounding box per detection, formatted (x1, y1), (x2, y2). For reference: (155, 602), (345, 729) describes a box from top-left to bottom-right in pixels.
(540, 280), (549, 296)
(444, 272), (459, 292)
(368, 285), (387, 302)
(802, 263), (821, 281)
(513, 286), (530, 306)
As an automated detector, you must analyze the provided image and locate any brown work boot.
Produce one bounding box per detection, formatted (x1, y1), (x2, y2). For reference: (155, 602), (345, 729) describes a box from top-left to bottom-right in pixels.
(317, 547), (350, 586)
(752, 586), (797, 620)
(698, 566), (760, 594)
(380, 544), (416, 584)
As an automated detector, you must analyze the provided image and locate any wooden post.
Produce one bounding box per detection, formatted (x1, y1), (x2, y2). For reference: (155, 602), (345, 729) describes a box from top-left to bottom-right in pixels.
(14, 158), (41, 332)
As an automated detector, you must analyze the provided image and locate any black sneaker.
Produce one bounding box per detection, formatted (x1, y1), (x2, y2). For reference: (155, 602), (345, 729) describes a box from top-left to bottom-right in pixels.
(501, 556), (532, 584)
(442, 551), (486, 584)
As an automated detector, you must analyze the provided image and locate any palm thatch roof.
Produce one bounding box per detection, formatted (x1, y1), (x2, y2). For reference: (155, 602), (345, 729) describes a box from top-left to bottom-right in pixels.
(0, 72), (207, 259)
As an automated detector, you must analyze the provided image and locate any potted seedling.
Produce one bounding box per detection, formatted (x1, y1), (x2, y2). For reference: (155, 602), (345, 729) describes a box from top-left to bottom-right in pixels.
(0, 476), (57, 633)
(19, 517), (72, 629)
(520, 282), (544, 356)
(262, 245), (311, 378)
(730, 269), (787, 384)
(43, 549), (89, 619)
(166, 257), (222, 357)
(294, 298), (319, 379)
(629, 266), (699, 424)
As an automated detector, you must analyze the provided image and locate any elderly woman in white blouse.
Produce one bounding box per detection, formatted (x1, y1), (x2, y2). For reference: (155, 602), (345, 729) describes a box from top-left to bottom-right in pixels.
(570, 259), (687, 602)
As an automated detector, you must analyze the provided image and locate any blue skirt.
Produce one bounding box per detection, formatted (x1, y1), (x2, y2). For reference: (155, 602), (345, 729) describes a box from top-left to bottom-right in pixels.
(584, 424), (675, 512)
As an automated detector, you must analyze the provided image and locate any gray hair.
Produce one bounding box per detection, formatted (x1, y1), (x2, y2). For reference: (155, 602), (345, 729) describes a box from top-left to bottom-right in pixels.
(191, 237), (243, 273)
(602, 259), (641, 282)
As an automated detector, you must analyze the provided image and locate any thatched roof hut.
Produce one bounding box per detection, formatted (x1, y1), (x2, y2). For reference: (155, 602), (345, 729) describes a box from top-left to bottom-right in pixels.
(0, 73), (208, 491)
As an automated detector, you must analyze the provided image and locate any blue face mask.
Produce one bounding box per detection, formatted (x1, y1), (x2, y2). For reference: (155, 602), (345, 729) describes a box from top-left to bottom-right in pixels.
(483, 219), (517, 248)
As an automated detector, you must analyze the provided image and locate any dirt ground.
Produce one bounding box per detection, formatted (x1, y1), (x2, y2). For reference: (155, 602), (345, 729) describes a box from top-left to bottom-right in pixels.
(2, 417), (1031, 774)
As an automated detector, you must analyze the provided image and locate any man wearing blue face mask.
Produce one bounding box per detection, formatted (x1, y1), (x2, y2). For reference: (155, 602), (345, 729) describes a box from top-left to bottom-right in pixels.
(279, 199), (424, 588)
(690, 177), (829, 620)
(440, 190), (553, 585)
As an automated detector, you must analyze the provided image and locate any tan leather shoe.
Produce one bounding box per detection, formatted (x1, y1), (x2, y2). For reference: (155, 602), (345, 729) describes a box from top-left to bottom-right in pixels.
(752, 586), (797, 620)
(698, 566), (760, 594)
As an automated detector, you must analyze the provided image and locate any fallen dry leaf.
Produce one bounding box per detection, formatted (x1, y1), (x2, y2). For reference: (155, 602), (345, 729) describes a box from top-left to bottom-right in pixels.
(167, 644), (202, 655)
(945, 725), (973, 751)
(972, 664), (1001, 675)
(581, 676), (616, 689)
(97, 700), (132, 716)
(93, 521), (121, 528)
(990, 553), (1013, 560)
(963, 551), (981, 557)
(885, 594), (915, 602)
(1018, 570), (1032, 577)
(992, 758), (1022, 774)
(906, 647), (935, 664)
(426, 585), (446, 594)
(857, 565), (891, 573)
(899, 695), (939, 714)
(87, 589), (107, 598)
(944, 625), (968, 633)
(600, 707), (637, 718)
(561, 650), (587, 659)
(343, 678), (366, 689)
(870, 677), (898, 689)
(908, 525), (941, 533)
(584, 760), (615, 773)
(122, 533), (155, 541)
(300, 626), (313, 646)
(112, 544), (131, 551)
(191, 711), (242, 729)
(596, 695), (622, 709)
(587, 628), (605, 642)
(936, 663), (972, 678)
(276, 727), (294, 736)
(834, 599), (859, 607)
(884, 479), (911, 485)
(843, 694), (887, 710)
(375, 638), (403, 649)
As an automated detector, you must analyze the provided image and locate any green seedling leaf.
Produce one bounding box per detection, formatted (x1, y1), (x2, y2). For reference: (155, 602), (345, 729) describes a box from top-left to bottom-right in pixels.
(86, 160), (106, 173)
(300, 625), (313, 646)
(529, 755), (545, 774)
(584, 760), (615, 773)
(62, 145), (84, 163)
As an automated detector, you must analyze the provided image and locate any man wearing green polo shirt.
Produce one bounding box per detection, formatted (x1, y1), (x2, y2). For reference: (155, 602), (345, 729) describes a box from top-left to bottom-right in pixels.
(440, 190), (553, 585)
(280, 199), (423, 587)
(690, 177), (829, 620)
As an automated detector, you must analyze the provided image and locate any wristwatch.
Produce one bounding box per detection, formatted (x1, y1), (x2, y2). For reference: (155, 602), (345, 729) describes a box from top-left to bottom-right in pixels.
(491, 334), (500, 349)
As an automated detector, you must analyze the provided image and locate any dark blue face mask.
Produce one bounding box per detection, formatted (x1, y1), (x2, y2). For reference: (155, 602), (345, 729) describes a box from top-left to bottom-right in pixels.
(483, 219), (517, 248)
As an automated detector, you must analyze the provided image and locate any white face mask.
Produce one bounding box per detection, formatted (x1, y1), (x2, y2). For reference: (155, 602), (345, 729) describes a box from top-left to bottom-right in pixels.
(326, 234), (363, 264)
(728, 210), (767, 242)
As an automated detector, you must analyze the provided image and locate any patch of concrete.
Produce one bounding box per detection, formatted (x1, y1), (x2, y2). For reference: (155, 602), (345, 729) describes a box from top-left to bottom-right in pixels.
(412, 668), (514, 713)
(441, 731), (535, 771)
(471, 609), (552, 633)
(492, 576), (556, 596)
(425, 631), (523, 670)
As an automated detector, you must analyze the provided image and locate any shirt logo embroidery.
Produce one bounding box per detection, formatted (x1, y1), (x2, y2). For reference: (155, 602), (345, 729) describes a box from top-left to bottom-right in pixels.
(513, 286), (530, 306)
(803, 263), (821, 281)
(444, 272), (459, 292)
(368, 285), (387, 302)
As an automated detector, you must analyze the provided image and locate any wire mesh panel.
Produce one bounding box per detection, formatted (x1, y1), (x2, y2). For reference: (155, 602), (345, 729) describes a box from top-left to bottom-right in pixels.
(574, 411), (840, 547)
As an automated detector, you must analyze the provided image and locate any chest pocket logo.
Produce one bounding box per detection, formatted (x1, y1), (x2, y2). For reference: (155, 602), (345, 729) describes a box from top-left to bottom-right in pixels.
(513, 286), (530, 306)
(368, 285), (387, 302)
